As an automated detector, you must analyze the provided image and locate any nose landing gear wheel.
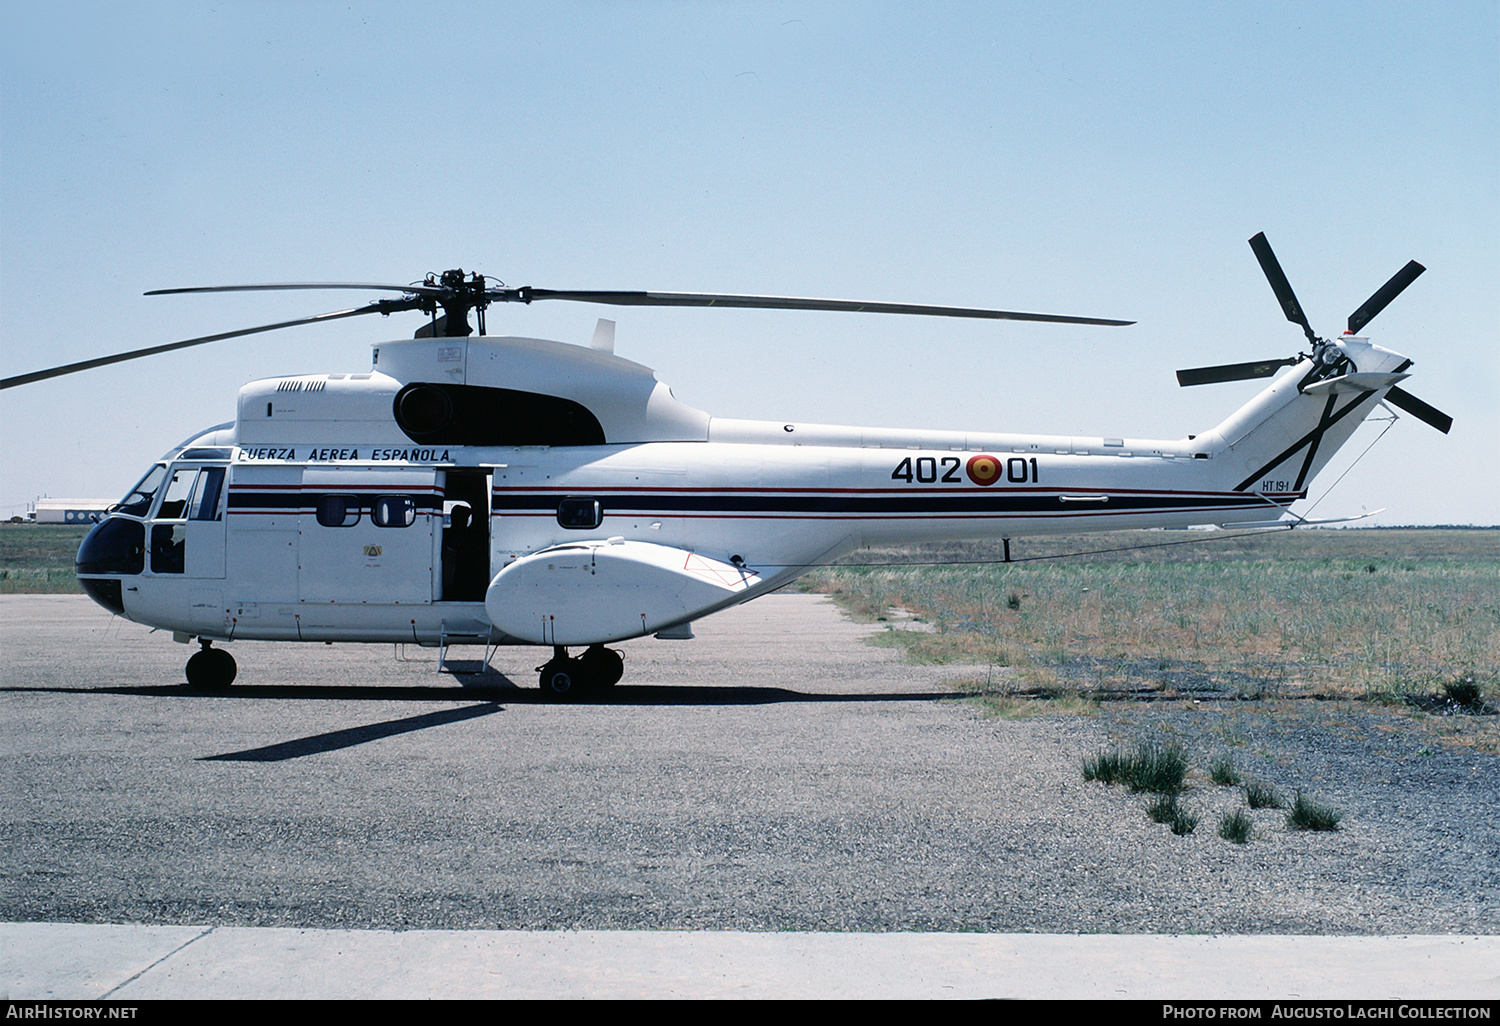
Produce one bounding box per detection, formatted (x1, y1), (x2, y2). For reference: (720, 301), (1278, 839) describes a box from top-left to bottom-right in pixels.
(185, 642), (236, 691)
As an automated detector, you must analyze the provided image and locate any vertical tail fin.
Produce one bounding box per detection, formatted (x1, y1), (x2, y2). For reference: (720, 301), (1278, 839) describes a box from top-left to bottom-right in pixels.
(1199, 338), (1411, 501)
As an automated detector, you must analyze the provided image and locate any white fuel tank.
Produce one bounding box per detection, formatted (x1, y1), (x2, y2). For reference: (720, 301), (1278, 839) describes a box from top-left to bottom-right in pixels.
(484, 539), (760, 645)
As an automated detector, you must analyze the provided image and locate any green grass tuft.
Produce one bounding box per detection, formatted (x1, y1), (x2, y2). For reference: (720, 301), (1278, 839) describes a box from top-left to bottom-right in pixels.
(1082, 741), (1188, 794)
(1286, 789), (1342, 831)
(1443, 674), (1484, 710)
(1127, 742), (1189, 795)
(1082, 748), (1130, 785)
(1218, 808), (1253, 843)
(1209, 754), (1241, 786)
(1244, 781), (1285, 809)
(1145, 794), (1198, 834)
(1169, 807), (1199, 835)
(1146, 794), (1179, 823)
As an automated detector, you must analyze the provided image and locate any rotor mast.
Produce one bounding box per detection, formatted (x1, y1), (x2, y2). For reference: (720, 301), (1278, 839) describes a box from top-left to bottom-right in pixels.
(426, 269), (489, 337)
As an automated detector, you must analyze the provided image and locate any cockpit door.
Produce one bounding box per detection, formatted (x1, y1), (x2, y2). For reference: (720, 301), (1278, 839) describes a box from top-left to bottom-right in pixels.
(150, 463), (227, 579)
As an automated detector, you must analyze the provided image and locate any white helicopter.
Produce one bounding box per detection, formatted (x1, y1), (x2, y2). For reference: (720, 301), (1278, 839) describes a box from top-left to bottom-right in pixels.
(2, 234), (1450, 695)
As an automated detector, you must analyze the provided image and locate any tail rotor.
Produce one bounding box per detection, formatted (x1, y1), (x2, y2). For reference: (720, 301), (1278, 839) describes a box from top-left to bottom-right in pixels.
(1174, 233), (1450, 434)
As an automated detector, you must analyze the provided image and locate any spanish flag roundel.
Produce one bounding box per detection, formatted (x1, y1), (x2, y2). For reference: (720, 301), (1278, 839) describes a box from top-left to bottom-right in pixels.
(966, 454), (1002, 486)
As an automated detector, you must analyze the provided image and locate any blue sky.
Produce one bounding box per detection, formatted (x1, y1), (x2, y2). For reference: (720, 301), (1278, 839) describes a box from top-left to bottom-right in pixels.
(3, 1), (1496, 524)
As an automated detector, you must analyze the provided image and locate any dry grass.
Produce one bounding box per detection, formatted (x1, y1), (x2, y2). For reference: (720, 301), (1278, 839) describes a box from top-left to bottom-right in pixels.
(951, 679), (1098, 719)
(803, 529), (1499, 705)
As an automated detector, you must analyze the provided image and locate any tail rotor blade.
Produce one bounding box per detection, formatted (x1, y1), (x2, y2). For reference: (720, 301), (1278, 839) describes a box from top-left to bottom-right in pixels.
(1385, 385), (1452, 434)
(1347, 260), (1425, 335)
(1249, 232), (1318, 344)
(1176, 357), (1299, 387)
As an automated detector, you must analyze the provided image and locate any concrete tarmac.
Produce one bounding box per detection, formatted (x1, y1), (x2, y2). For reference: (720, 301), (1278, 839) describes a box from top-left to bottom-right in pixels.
(3, 593), (1498, 1000)
(5, 923), (1498, 999)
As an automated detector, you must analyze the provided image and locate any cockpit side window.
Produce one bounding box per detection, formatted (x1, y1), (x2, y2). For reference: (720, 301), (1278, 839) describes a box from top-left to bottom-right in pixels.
(189, 467), (226, 521)
(156, 468), (199, 520)
(144, 465), (229, 522)
(114, 465), (166, 518)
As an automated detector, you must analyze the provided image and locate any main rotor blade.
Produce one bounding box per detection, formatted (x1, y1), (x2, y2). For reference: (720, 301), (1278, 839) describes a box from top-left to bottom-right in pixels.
(1385, 385), (1452, 434)
(148, 280), (1133, 325)
(147, 281), (444, 297)
(1176, 356), (1299, 387)
(507, 289), (1134, 326)
(1346, 260), (1425, 335)
(1248, 232), (1318, 344)
(0, 303), (403, 389)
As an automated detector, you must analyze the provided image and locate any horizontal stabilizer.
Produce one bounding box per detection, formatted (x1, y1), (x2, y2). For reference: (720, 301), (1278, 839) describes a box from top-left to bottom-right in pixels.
(1222, 508), (1387, 529)
(1301, 371), (1410, 395)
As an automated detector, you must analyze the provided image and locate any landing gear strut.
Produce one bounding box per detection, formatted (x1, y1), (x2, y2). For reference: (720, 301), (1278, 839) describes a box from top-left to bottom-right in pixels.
(537, 644), (623, 700)
(185, 640), (236, 692)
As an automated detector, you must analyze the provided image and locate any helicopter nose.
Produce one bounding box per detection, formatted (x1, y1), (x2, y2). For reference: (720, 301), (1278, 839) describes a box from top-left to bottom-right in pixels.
(75, 516), (145, 615)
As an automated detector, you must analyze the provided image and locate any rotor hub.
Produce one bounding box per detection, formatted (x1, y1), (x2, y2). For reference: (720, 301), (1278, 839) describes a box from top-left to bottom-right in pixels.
(421, 269), (490, 337)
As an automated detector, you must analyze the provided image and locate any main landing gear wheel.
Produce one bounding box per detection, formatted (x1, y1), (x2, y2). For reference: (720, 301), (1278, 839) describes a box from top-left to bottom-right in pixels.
(537, 645), (623, 700)
(538, 654), (581, 699)
(185, 641), (236, 692)
(580, 645), (624, 688)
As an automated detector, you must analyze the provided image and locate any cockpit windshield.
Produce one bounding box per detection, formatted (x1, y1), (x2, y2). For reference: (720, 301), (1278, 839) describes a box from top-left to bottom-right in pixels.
(112, 465), (166, 517)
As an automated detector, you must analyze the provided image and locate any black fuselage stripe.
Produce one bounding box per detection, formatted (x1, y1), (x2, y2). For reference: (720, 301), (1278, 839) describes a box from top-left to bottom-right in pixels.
(486, 493), (1271, 515)
(226, 492), (443, 512)
(226, 489), (1282, 517)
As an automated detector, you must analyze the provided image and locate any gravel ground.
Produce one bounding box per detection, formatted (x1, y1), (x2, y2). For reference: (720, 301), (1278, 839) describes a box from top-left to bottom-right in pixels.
(1, 594), (1496, 934)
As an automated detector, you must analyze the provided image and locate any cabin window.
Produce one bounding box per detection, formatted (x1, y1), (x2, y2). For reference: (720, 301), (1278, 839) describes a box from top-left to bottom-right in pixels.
(557, 497), (603, 530)
(316, 494), (361, 528)
(371, 495), (416, 528)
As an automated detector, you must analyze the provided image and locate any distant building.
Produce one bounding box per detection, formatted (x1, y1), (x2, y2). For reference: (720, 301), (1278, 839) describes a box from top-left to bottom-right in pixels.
(28, 499), (113, 525)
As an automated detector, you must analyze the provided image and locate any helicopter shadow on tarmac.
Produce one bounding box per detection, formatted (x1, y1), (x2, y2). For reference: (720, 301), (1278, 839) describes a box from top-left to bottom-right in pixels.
(0, 679), (958, 762)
